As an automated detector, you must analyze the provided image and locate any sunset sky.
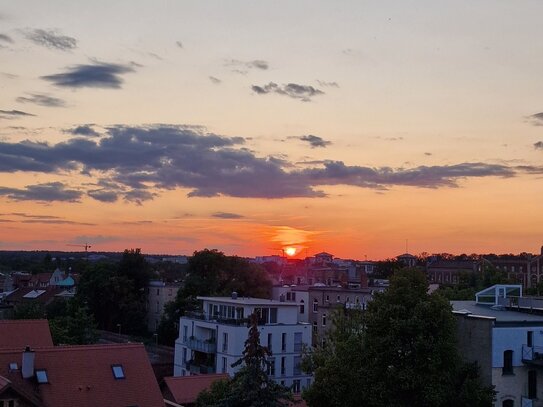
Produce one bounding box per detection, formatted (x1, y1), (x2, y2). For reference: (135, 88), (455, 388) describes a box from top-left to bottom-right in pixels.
(1, 1), (543, 259)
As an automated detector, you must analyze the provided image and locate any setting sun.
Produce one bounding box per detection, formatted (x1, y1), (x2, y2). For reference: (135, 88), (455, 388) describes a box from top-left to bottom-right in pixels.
(284, 247), (297, 257)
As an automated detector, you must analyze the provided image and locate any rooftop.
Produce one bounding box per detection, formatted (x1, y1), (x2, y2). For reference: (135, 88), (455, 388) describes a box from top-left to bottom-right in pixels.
(451, 301), (543, 323)
(163, 374), (229, 404)
(0, 319), (53, 349)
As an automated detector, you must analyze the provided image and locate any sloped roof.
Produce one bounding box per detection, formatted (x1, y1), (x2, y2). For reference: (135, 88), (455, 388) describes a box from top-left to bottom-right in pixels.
(0, 343), (164, 407)
(5, 287), (63, 305)
(163, 374), (229, 404)
(0, 320), (53, 349)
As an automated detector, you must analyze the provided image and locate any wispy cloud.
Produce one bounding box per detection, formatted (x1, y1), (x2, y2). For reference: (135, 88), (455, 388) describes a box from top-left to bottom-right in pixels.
(209, 76), (221, 84)
(316, 80), (339, 88)
(65, 124), (100, 137)
(296, 135), (331, 148)
(534, 141), (543, 150)
(0, 33), (13, 43)
(0, 109), (36, 119)
(212, 212), (244, 219)
(225, 59), (269, 74)
(0, 182), (82, 202)
(24, 28), (77, 51)
(16, 93), (66, 107)
(252, 82), (324, 102)
(176, 41), (183, 49)
(527, 112), (543, 126)
(41, 62), (136, 89)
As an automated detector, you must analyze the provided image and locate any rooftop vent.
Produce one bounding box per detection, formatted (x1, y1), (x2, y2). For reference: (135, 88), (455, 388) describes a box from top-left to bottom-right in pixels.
(231, 291), (238, 300)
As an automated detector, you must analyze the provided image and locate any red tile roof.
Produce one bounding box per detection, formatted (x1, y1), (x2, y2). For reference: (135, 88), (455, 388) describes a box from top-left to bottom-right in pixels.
(163, 374), (229, 404)
(0, 320), (53, 349)
(4, 287), (64, 306)
(0, 343), (164, 407)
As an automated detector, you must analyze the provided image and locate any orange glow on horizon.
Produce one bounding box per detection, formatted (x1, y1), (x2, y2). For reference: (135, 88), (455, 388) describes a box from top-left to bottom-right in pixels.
(284, 247), (297, 256)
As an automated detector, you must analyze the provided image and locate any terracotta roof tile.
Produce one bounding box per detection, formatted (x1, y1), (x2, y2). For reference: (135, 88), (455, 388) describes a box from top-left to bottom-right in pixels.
(163, 374), (229, 404)
(0, 320), (53, 349)
(0, 343), (164, 407)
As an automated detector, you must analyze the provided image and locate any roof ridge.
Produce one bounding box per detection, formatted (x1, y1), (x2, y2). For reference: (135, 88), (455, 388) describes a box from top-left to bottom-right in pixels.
(0, 343), (145, 354)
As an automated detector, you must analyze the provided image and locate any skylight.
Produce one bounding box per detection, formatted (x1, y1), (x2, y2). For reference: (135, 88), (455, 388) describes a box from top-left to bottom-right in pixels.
(9, 362), (18, 371)
(36, 369), (48, 384)
(112, 364), (125, 379)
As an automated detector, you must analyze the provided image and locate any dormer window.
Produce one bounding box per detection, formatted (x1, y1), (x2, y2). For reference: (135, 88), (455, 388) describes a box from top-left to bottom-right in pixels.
(112, 364), (125, 379)
(36, 369), (48, 384)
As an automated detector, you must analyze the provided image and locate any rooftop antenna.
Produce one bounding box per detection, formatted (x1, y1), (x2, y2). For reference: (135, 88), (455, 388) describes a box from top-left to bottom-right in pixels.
(406, 239), (409, 254)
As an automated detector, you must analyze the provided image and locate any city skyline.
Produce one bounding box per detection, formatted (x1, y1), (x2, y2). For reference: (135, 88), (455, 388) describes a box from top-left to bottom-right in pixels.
(1, 1), (543, 259)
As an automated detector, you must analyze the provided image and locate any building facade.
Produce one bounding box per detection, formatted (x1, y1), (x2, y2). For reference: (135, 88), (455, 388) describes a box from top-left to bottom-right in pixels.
(174, 295), (312, 394)
(146, 280), (181, 332)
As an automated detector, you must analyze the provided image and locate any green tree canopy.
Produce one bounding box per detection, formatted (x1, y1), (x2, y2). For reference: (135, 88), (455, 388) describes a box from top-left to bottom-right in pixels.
(303, 269), (495, 407)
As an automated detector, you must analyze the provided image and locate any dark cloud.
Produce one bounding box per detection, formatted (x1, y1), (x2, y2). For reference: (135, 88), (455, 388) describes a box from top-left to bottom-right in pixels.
(0, 182), (82, 202)
(0, 124), (539, 202)
(424, 152), (432, 156)
(212, 212), (244, 219)
(316, 80), (339, 88)
(534, 141), (543, 150)
(41, 62), (135, 89)
(16, 93), (66, 107)
(24, 28), (77, 51)
(209, 76), (221, 84)
(4, 212), (62, 219)
(21, 219), (94, 225)
(252, 82), (324, 102)
(297, 135), (331, 148)
(0, 109), (36, 119)
(528, 113), (543, 126)
(225, 59), (269, 73)
(65, 125), (100, 137)
(0, 34), (13, 43)
(176, 41), (183, 49)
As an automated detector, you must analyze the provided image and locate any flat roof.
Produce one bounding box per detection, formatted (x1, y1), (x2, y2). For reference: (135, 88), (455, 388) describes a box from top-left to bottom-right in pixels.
(451, 301), (543, 323)
(197, 296), (297, 306)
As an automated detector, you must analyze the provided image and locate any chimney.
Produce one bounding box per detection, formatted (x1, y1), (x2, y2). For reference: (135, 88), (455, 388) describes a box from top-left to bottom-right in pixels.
(231, 291), (238, 300)
(22, 346), (35, 379)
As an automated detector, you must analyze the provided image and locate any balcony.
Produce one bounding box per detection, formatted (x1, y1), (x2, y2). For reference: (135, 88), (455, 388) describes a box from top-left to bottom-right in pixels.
(185, 337), (217, 353)
(185, 360), (215, 374)
(522, 345), (543, 367)
(185, 311), (263, 326)
(521, 397), (533, 407)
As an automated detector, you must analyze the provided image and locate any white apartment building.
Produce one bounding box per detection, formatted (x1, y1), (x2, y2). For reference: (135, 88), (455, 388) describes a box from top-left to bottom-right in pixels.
(453, 285), (543, 407)
(146, 280), (181, 332)
(174, 294), (312, 394)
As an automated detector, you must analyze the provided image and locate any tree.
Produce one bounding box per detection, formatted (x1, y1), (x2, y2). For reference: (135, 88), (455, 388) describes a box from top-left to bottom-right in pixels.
(303, 269), (495, 407)
(196, 313), (293, 407)
(48, 299), (98, 345)
(13, 302), (45, 319)
(158, 249), (272, 345)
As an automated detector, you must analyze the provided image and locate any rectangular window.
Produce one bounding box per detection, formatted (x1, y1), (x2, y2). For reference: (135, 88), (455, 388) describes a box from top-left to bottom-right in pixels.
(155, 301), (160, 313)
(112, 365), (125, 380)
(183, 326), (188, 342)
(270, 308), (278, 324)
(313, 300), (318, 313)
(293, 356), (302, 375)
(182, 347), (187, 363)
(503, 350), (513, 375)
(281, 333), (287, 352)
(293, 379), (301, 394)
(528, 331), (534, 347)
(267, 333), (272, 352)
(322, 313), (327, 326)
(529, 370), (537, 399)
(299, 302), (305, 314)
(267, 358), (276, 376)
(281, 357), (286, 375)
(222, 357), (227, 374)
(36, 369), (48, 384)
(312, 321), (317, 333)
(157, 288), (160, 295)
(223, 332), (228, 352)
(294, 332), (303, 352)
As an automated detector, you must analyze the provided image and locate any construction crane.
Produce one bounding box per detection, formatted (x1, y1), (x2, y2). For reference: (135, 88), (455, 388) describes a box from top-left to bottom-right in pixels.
(66, 243), (92, 260)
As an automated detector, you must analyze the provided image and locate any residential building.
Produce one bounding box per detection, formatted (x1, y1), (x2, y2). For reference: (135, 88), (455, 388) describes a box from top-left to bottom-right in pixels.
(162, 373), (229, 406)
(174, 294), (312, 394)
(452, 285), (543, 406)
(146, 280), (181, 332)
(0, 320), (53, 349)
(271, 285), (310, 323)
(0, 343), (164, 407)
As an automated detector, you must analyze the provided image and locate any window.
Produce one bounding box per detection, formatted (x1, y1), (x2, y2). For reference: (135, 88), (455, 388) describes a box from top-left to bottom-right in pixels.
(312, 299), (318, 313)
(293, 356), (302, 375)
(8, 362), (18, 371)
(294, 332), (303, 352)
(155, 301), (160, 313)
(222, 357), (227, 373)
(267, 358), (276, 376)
(312, 321), (317, 334)
(268, 333), (273, 352)
(322, 313), (327, 326)
(336, 295), (340, 302)
(293, 379), (301, 394)
(299, 300), (305, 314)
(112, 364), (125, 379)
(528, 331), (534, 347)
(325, 295), (330, 302)
(36, 369), (48, 384)
(529, 370), (537, 399)
(281, 333), (287, 351)
(502, 350), (513, 375)
(281, 357), (286, 375)
(157, 288), (160, 295)
(183, 326), (188, 342)
(223, 332), (228, 352)
(270, 308), (278, 323)
(502, 400), (514, 407)
(182, 348), (187, 363)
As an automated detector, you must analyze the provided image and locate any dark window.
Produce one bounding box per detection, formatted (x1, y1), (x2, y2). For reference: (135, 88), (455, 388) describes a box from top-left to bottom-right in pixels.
(503, 350), (513, 375)
(112, 364), (125, 379)
(281, 333), (287, 351)
(299, 299), (305, 314)
(502, 400), (514, 407)
(528, 331), (534, 347)
(270, 308), (278, 323)
(529, 370), (537, 399)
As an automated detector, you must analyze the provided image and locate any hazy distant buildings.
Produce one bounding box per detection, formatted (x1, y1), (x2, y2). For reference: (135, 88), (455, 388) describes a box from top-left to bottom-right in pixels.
(146, 280), (181, 332)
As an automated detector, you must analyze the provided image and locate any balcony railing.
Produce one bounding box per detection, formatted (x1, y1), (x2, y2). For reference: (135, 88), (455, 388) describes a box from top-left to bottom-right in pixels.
(522, 344), (543, 365)
(184, 311), (265, 326)
(185, 360), (215, 374)
(185, 337), (217, 353)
